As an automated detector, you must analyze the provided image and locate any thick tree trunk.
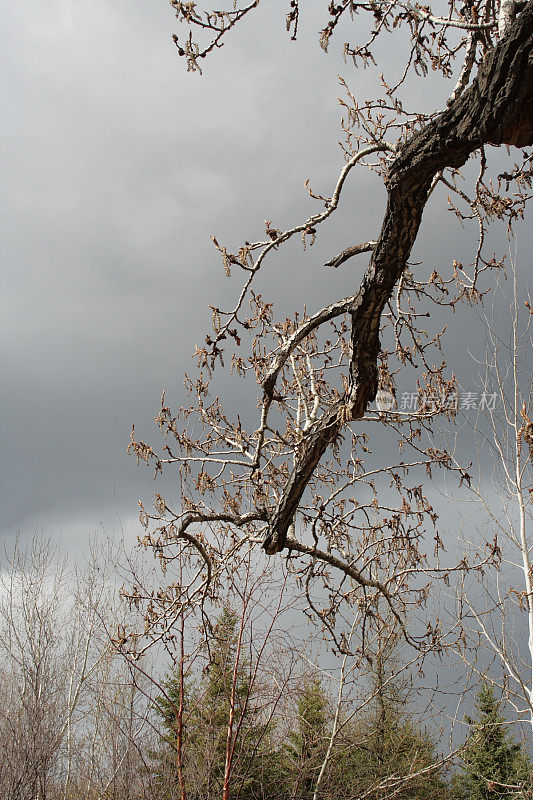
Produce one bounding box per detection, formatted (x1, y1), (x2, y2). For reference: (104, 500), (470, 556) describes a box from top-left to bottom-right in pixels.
(263, 3), (533, 554)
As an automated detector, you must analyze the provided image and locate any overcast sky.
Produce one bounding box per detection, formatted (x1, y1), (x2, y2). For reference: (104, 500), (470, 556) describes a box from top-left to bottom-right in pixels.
(2, 0), (531, 554)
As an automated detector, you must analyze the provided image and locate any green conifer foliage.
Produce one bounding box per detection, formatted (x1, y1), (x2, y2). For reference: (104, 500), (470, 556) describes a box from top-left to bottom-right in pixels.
(328, 642), (450, 800)
(330, 700), (449, 798)
(155, 671), (186, 750)
(154, 607), (282, 800)
(285, 676), (329, 799)
(459, 686), (532, 800)
(195, 607), (244, 794)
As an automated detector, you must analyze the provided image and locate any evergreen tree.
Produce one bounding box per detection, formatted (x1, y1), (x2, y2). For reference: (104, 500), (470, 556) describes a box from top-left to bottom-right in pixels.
(285, 676), (330, 799)
(152, 659), (191, 799)
(330, 639), (451, 800)
(331, 703), (449, 798)
(155, 670), (187, 748)
(154, 607), (282, 800)
(194, 607), (285, 800)
(458, 686), (532, 800)
(194, 607), (243, 796)
(330, 716), (448, 800)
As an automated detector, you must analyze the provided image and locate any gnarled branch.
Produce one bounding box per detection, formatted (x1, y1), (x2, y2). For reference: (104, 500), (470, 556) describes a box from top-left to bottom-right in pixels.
(263, 3), (533, 554)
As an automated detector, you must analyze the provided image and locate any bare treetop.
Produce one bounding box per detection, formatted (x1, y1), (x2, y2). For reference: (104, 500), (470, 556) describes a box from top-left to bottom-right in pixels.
(126, 0), (532, 658)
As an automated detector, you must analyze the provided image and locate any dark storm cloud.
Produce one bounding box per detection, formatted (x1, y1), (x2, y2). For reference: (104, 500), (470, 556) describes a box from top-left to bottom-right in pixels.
(1, 0), (531, 549)
(0, 0), (360, 541)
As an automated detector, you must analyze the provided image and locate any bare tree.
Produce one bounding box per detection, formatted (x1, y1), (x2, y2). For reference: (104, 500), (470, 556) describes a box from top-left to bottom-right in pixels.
(75, 661), (158, 800)
(0, 537), (106, 799)
(116, 539), (302, 800)
(0, 535), (160, 800)
(450, 264), (533, 737)
(113, 20), (533, 800)
(126, 1), (533, 665)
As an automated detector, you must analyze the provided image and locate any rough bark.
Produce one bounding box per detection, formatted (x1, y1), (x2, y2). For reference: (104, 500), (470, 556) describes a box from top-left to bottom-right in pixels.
(263, 3), (533, 554)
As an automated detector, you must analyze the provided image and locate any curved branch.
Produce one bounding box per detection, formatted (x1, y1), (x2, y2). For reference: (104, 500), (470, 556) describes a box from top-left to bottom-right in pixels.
(212, 144), (394, 348)
(283, 536), (420, 647)
(263, 293), (358, 398)
(263, 3), (533, 554)
(447, 32), (478, 105)
(174, 509), (269, 586)
(324, 240), (377, 268)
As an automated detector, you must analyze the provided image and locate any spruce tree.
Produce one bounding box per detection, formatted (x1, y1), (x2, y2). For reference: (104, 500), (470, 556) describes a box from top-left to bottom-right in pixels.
(155, 670), (187, 749)
(330, 639), (451, 800)
(194, 607), (283, 800)
(152, 655), (191, 799)
(195, 606), (243, 796)
(459, 685), (532, 800)
(154, 607), (281, 800)
(285, 676), (329, 799)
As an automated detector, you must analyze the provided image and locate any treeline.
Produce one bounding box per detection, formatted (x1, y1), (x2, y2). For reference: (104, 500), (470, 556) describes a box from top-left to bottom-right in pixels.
(153, 607), (448, 800)
(152, 607), (532, 800)
(0, 539), (531, 800)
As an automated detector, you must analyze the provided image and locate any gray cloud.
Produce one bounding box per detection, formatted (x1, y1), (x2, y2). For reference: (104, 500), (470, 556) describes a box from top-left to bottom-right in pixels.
(1, 0), (531, 547)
